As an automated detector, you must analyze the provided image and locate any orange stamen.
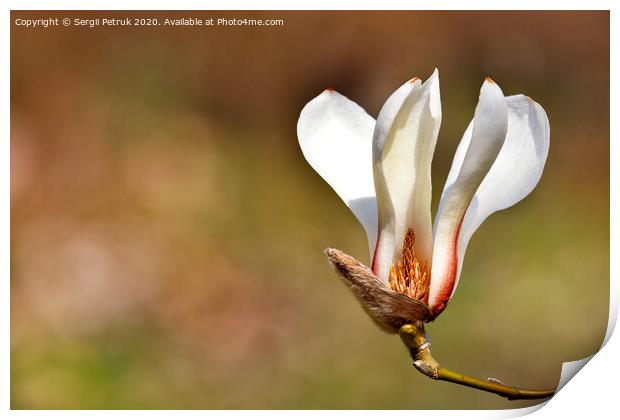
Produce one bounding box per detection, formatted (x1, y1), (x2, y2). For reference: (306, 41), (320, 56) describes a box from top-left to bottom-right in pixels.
(388, 228), (430, 304)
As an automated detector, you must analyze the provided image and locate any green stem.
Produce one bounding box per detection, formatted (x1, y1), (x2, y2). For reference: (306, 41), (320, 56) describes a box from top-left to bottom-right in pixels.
(399, 324), (556, 401)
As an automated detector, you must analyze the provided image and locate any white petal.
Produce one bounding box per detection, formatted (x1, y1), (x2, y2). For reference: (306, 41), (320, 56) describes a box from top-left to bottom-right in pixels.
(372, 70), (442, 283)
(429, 79), (509, 314)
(297, 89), (378, 254)
(431, 95), (550, 314)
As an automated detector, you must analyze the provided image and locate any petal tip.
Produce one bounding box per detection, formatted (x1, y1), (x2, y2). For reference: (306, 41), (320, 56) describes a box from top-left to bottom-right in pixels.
(323, 87), (336, 93)
(519, 94), (545, 110)
(408, 76), (420, 85)
(479, 76), (505, 100)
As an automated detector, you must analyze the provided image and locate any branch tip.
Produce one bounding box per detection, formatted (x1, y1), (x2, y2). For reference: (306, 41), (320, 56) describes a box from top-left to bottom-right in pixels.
(398, 324), (556, 401)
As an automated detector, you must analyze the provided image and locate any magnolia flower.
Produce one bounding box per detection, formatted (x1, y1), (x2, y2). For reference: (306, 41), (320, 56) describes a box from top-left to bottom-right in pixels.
(297, 70), (549, 328)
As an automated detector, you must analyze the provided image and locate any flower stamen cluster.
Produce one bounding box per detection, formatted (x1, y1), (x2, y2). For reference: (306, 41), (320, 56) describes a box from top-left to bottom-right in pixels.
(388, 229), (430, 304)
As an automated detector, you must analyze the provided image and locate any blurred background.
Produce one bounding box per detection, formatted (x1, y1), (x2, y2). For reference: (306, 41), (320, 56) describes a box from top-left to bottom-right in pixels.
(10, 11), (609, 409)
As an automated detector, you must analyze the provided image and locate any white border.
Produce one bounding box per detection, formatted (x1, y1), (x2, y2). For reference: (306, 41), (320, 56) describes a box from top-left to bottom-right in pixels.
(0, 1), (617, 11)
(3, 2), (616, 419)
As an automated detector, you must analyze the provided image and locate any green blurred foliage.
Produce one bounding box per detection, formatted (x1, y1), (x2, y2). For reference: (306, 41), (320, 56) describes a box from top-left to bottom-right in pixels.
(11, 11), (609, 409)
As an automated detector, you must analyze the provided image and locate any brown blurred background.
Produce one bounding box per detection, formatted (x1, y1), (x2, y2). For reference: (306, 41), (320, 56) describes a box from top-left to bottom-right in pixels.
(10, 11), (609, 409)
